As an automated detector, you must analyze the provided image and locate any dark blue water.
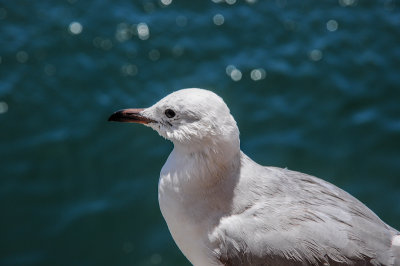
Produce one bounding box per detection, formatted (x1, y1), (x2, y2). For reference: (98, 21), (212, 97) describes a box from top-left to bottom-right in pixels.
(1, 0), (399, 265)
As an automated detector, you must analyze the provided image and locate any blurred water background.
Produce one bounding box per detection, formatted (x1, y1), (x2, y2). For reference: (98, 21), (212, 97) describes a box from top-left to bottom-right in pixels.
(1, 0), (400, 265)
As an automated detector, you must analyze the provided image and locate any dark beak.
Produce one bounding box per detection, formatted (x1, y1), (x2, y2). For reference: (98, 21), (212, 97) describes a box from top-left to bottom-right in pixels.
(108, 108), (155, 124)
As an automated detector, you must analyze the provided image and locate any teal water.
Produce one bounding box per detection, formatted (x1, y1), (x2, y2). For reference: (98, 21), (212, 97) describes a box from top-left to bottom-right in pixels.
(1, 0), (399, 265)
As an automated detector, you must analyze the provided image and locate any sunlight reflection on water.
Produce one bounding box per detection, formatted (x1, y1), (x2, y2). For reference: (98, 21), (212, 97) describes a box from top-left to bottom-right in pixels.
(1, 0), (399, 265)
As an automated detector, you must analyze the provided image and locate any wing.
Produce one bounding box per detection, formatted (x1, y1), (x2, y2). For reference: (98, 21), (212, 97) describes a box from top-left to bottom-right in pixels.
(210, 155), (398, 265)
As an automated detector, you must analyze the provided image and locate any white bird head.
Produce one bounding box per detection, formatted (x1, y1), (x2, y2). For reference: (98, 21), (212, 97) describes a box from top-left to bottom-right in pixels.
(108, 88), (240, 154)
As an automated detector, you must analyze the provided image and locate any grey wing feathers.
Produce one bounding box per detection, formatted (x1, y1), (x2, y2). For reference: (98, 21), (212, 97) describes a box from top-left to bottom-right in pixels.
(213, 163), (399, 266)
(392, 237), (400, 266)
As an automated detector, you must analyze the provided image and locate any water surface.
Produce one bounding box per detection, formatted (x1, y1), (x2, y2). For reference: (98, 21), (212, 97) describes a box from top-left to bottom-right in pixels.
(1, 0), (399, 265)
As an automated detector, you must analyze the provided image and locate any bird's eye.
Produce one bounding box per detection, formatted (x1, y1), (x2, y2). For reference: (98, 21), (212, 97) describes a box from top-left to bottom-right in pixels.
(164, 109), (176, 118)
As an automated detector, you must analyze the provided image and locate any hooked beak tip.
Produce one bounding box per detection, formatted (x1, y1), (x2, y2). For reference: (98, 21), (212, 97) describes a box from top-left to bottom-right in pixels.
(108, 108), (154, 124)
(107, 113), (117, 122)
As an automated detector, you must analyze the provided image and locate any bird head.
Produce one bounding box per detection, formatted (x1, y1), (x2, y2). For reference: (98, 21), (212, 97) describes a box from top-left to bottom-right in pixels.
(108, 88), (240, 154)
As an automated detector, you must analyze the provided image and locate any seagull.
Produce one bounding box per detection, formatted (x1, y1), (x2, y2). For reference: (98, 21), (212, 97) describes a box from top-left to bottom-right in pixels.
(108, 88), (400, 266)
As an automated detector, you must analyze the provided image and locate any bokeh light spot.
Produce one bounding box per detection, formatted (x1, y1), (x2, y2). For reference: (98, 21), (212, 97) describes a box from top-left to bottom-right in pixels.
(226, 65), (242, 81)
(326, 19), (338, 32)
(338, 0), (357, 6)
(16, 51), (29, 63)
(231, 69), (242, 81)
(225, 65), (242, 81)
(160, 0), (172, 6)
(213, 14), (225, 26)
(226, 0), (237, 5)
(115, 23), (133, 42)
(225, 65), (236, 76)
(149, 49), (160, 61)
(121, 64), (138, 76)
(309, 49), (323, 61)
(137, 23), (150, 40)
(68, 21), (83, 35)
(100, 39), (113, 50)
(0, 101), (8, 114)
(250, 68), (266, 81)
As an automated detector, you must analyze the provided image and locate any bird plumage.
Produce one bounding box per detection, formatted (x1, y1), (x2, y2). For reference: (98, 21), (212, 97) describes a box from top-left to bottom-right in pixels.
(211, 153), (399, 266)
(109, 88), (399, 266)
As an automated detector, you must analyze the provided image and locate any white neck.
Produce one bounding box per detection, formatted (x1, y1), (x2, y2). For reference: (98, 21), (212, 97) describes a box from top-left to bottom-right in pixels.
(158, 138), (240, 266)
(163, 139), (240, 191)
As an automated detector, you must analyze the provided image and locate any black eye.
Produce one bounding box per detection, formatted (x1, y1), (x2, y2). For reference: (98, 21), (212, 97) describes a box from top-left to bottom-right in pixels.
(164, 109), (176, 118)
